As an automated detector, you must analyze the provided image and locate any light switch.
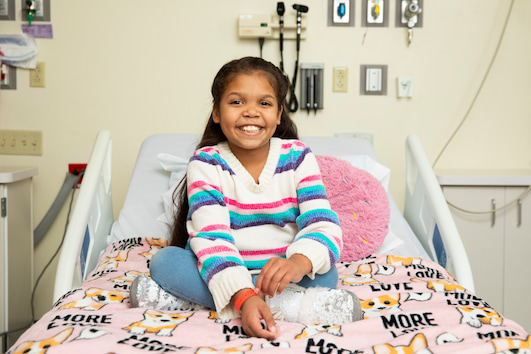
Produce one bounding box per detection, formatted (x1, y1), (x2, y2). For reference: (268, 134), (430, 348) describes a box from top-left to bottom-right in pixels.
(360, 64), (387, 95)
(366, 68), (382, 92)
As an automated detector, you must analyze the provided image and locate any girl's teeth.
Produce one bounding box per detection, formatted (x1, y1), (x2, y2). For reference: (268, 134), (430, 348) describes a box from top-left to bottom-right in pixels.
(241, 126), (260, 133)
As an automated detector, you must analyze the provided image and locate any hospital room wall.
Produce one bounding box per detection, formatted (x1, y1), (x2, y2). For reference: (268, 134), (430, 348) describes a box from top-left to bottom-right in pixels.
(0, 0), (530, 318)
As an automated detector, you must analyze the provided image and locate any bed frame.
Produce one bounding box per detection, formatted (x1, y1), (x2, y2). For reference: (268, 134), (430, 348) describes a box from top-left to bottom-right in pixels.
(53, 130), (475, 303)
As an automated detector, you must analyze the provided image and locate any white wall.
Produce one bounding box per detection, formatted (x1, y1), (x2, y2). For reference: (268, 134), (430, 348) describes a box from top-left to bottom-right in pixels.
(0, 0), (529, 318)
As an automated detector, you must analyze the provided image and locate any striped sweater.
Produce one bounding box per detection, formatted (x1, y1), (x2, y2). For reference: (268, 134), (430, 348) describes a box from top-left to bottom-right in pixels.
(186, 137), (343, 319)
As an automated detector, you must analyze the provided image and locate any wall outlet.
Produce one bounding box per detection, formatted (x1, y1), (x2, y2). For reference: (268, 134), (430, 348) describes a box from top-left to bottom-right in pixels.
(29, 61), (45, 88)
(0, 129), (43, 156)
(333, 67), (348, 92)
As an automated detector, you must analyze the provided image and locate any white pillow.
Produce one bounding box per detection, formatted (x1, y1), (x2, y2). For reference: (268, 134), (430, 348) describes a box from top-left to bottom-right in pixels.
(156, 153), (188, 226)
(338, 154), (391, 192)
(157, 153), (188, 187)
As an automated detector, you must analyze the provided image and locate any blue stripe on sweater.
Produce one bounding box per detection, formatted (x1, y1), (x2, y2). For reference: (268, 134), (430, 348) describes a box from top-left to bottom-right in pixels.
(202, 257), (244, 285)
(297, 231), (340, 265)
(275, 147), (311, 174)
(189, 190), (226, 215)
(190, 151), (234, 174)
(297, 185), (328, 203)
(195, 231), (234, 243)
(244, 255), (287, 270)
(229, 208), (299, 229)
(297, 209), (340, 230)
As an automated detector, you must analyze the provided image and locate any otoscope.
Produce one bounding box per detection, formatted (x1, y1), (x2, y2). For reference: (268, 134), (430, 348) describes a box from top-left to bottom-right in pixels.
(288, 4), (309, 113)
(277, 2), (285, 73)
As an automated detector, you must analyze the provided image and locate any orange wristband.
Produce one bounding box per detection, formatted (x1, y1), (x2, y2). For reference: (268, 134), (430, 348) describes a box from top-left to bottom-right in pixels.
(234, 289), (258, 313)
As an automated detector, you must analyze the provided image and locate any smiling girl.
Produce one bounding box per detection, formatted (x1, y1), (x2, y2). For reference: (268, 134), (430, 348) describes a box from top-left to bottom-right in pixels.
(130, 57), (361, 339)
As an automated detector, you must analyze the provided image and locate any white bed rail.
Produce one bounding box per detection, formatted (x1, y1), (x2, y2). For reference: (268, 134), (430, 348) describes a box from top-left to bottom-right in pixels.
(404, 134), (475, 292)
(53, 130), (114, 303)
(52, 131), (476, 303)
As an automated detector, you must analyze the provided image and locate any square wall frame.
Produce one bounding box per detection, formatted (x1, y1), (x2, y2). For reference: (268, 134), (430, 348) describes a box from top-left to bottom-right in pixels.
(0, 0), (15, 20)
(1, 64), (17, 90)
(20, 0), (50, 22)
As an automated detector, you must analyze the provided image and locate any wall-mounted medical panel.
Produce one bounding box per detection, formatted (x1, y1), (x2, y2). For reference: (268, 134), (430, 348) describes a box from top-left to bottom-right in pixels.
(361, 0), (389, 27)
(300, 63), (324, 113)
(328, 0), (355, 27)
(238, 14), (274, 38)
(396, 0), (423, 28)
(238, 13), (307, 40)
(20, 0), (50, 23)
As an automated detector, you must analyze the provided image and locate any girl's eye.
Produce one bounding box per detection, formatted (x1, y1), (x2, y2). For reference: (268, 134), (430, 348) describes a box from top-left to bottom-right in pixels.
(230, 100), (243, 105)
(260, 101), (273, 106)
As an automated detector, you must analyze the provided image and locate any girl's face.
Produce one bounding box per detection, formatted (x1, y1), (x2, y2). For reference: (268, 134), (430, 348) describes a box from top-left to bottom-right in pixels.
(213, 72), (282, 159)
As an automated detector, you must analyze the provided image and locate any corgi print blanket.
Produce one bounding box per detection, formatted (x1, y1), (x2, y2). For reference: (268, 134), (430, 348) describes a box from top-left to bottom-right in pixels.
(9, 237), (529, 354)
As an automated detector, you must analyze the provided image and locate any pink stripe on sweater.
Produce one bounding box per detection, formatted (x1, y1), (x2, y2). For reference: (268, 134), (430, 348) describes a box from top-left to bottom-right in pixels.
(239, 247), (287, 256)
(240, 247), (288, 261)
(195, 147), (217, 155)
(188, 224), (231, 239)
(225, 197), (297, 210)
(300, 174), (321, 183)
(298, 175), (323, 188)
(196, 245), (237, 259)
(188, 180), (221, 194)
(200, 224), (231, 232)
(281, 141), (305, 150)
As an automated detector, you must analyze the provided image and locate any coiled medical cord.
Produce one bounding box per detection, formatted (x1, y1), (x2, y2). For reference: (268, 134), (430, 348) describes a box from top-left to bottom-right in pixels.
(447, 184), (531, 215)
(287, 3), (307, 113)
(287, 53), (299, 113)
(0, 171), (82, 342)
(432, 0), (522, 215)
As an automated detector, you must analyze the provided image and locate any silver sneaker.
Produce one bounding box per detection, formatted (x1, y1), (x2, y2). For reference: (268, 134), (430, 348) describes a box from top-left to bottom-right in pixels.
(130, 273), (204, 311)
(266, 284), (362, 325)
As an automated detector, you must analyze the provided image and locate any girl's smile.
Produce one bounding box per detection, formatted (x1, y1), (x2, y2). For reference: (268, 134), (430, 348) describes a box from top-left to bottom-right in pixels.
(212, 72), (282, 162)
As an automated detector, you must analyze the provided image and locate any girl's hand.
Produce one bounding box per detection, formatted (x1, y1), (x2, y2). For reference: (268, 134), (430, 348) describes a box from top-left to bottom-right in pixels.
(239, 295), (278, 340)
(255, 254), (312, 297)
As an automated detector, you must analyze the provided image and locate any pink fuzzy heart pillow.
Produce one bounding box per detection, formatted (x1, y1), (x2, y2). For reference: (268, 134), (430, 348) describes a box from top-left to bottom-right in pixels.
(316, 155), (390, 262)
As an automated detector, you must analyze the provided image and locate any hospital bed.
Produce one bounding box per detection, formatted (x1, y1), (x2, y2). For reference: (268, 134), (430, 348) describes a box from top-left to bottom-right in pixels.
(8, 130), (529, 354)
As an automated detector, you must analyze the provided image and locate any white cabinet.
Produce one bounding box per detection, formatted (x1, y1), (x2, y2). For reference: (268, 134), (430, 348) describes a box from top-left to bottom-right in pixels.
(0, 166), (37, 353)
(438, 171), (531, 334)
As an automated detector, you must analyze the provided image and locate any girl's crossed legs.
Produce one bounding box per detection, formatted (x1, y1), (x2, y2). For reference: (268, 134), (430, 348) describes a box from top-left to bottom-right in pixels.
(150, 246), (339, 309)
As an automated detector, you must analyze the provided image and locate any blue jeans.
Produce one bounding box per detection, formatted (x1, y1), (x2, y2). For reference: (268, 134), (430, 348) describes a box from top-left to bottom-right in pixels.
(150, 246), (339, 309)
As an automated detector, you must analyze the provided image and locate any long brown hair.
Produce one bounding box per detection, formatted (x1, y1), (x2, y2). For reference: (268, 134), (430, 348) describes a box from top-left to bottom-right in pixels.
(170, 56), (299, 248)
